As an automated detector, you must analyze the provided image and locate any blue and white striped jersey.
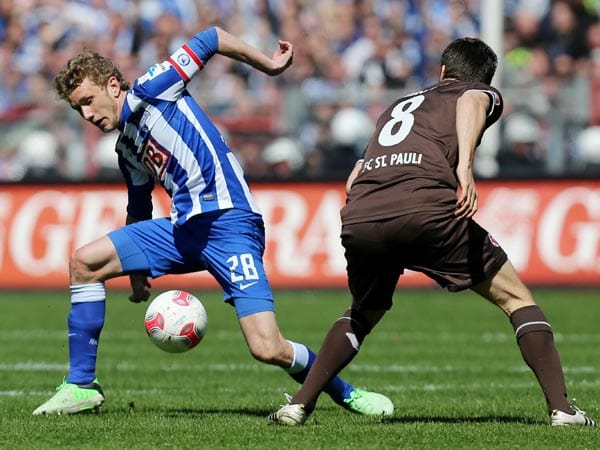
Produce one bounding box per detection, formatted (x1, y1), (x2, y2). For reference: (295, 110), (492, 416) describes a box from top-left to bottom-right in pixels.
(115, 27), (260, 226)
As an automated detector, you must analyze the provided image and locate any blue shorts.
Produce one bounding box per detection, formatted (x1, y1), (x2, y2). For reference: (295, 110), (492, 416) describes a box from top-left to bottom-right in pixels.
(108, 209), (274, 318)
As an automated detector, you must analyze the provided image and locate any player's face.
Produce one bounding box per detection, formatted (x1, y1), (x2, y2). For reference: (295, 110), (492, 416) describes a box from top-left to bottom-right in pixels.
(68, 77), (121, 132)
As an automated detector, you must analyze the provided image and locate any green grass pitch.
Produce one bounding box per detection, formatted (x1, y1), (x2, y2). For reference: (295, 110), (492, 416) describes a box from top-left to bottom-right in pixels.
(0, 288), (598, 449)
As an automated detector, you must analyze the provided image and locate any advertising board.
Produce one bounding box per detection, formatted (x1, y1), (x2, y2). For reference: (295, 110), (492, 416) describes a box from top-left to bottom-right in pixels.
(0, 181), (598, 289)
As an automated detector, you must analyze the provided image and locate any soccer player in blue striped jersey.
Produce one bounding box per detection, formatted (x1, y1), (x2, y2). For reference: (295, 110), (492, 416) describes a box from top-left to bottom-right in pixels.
(33, 26), (394, 418)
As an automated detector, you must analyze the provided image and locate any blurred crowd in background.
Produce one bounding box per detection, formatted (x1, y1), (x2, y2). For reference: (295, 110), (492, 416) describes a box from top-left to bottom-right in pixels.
(1, 0), (600, 183)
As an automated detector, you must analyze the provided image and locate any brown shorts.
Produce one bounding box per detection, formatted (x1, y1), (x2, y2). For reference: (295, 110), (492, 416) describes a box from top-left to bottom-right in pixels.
(341, 209), (507, 312)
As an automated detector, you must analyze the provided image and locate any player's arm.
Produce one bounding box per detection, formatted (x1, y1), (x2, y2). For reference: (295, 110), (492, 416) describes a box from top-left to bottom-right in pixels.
(148, 27), (292, 98)
(214, 27), (293, 76)
(345, 159), (364, 194)
(454, 90), (489, 220)
(118, 154), (153, 303)
(124, 214), (152, 304)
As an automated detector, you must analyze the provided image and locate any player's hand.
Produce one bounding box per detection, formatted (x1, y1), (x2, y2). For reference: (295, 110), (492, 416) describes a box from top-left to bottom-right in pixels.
(270, 40), (293, 75)
(128, 274), (151, 303)
(455, 165), (478, 220)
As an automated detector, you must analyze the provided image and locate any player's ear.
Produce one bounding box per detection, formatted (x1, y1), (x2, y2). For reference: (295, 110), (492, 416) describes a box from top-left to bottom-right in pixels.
(439, 64), (446, 81)
(107, 76), (121, 97)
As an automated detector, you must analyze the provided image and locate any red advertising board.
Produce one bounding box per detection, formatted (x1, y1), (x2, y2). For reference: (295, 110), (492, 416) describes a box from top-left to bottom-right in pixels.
(0, 180), (598, 289)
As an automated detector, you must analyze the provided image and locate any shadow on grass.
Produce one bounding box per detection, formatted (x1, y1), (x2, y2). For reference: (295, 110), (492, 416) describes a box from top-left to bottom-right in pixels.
(383, 415), (543, 425)
(138, 407), (545, 425)
(163, 407), (271, 418)
(107, 400), (548, 425)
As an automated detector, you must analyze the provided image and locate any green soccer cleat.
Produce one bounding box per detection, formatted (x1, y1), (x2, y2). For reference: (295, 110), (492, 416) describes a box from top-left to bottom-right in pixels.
(343, 388), (394, 416)
(32, 378), (105, 415)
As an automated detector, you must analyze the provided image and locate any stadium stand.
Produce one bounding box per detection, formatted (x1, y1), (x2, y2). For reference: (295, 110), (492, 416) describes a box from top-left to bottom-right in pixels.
(1, 0), (599, 181)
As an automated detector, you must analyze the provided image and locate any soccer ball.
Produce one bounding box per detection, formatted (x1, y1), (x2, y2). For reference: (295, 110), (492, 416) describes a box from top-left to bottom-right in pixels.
(144, 290), (207, 353)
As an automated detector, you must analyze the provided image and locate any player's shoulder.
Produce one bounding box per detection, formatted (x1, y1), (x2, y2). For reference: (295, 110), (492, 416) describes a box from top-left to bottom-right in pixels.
(132, 61), (181, 100)
(440, 81), (502, 108)
(445, 82), (503, 123)
(137, 62), (172, 85)
(460, 81), (501, 101)
(398, 80), (497, 102)
(436, 80), (498, 94)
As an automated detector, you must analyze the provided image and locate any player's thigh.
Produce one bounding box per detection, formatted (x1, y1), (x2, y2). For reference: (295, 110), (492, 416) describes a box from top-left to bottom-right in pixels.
(108, 218), (196, 278)
(197, 210), (274, 305)
(471, 259), (536, 316)
(342, 222), (401, 313)
(409, 216), (508, 292)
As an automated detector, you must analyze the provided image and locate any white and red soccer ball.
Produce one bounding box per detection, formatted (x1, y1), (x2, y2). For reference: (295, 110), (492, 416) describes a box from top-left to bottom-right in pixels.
(144, 290), (207, 353)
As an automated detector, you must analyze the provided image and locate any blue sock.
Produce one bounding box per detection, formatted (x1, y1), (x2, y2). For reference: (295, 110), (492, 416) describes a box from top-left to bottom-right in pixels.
(66, 283), (106, 385)
(284, 341), (353, 406)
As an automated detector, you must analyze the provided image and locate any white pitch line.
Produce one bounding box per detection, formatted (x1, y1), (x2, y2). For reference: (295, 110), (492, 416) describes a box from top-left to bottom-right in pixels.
(7, 377), (600, 399)
(2, 330), (600, 341)
(0, 361), (596, 375)
(382, 377), (600, 392)
(346, 364), (598, 374)
(0, 362), (67, 371)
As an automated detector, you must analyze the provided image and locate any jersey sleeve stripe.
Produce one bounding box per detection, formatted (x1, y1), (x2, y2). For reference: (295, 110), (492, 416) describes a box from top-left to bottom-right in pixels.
(168, 45), (203, 83)
(464, 88), (502, 118)
(482, 89), (502, 117)
(182, 44), (204, 68)
(168, 57), (190, 82)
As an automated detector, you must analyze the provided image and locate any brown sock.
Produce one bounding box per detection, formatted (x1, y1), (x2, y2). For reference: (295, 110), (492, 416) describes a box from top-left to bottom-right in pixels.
(510, 305), (572, 414)
(292, 309), (370, 413)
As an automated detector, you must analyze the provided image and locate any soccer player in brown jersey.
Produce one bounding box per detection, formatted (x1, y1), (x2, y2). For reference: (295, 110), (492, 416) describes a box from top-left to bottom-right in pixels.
(269, 37), (596, 427)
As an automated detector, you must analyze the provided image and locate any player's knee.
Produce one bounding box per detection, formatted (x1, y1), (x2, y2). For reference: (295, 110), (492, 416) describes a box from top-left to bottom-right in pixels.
(494, 288), (536, 316)
(69, 249), (98, 284)
(342, 308), (376, 343)
(247, 338), (287, 366)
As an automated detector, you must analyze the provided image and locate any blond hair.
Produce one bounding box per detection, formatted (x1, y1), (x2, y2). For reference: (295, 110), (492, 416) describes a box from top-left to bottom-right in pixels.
(54, 48), (130, 100)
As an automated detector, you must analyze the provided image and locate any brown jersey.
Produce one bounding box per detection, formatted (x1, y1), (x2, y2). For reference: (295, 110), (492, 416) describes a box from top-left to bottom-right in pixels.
(342, 80), (503, 224)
